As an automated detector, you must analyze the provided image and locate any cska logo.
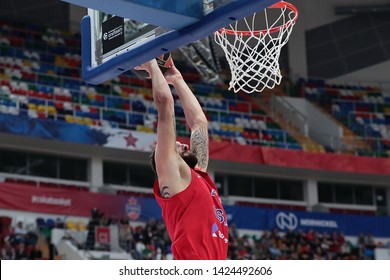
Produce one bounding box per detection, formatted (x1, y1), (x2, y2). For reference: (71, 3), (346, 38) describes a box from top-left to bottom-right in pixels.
(214, 206), (225, 224)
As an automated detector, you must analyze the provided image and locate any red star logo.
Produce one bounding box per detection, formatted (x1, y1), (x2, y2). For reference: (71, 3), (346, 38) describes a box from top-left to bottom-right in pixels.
(124, 133), (138, 147)
(128, 197), (137, 205)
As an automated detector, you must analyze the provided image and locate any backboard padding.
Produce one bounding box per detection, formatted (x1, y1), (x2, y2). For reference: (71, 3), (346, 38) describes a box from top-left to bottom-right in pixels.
(64, 0), (203, 30)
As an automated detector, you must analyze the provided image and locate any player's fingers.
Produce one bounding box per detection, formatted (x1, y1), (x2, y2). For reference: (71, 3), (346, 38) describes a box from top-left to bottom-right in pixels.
(134, 66), (144, 71)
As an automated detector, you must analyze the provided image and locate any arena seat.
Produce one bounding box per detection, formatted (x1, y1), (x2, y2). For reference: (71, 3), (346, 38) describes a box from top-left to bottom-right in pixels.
(301, 80), (390, 157)
(0, 19), (303, 151)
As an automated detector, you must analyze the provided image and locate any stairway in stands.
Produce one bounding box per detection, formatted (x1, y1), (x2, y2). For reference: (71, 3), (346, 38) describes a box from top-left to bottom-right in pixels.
(310, 101), (372, 154)
(256, 85), (373, 155)
(253, 87), (325, 153)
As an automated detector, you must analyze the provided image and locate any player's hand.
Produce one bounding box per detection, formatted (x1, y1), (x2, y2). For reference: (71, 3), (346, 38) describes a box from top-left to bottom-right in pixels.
(164, 65), (183, 85)
(134, 59), (158, 77)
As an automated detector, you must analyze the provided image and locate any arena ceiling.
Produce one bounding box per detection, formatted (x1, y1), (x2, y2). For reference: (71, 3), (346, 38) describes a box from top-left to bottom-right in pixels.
(1, 0), (388, 32)
(0, 0), (80, 30)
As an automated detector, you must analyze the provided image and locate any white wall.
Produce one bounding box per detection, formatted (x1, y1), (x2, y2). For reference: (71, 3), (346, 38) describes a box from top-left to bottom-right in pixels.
(282, 97), (343, 146)
(298, 0), (390, 29)
(329, 61), (390, 88)
(288, 0), (390, 83)
(287, 0), (308, 80)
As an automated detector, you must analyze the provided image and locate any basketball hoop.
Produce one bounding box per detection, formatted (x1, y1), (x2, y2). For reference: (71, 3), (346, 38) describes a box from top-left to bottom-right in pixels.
(214, 1), (298, 94)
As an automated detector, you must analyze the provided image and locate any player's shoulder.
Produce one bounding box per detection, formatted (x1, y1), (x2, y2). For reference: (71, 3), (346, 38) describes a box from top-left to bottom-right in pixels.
(194, 167), (207, 176)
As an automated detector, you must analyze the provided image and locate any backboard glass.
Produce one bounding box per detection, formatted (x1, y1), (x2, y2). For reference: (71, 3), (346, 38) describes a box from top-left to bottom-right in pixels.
(63, 0), (281, 84)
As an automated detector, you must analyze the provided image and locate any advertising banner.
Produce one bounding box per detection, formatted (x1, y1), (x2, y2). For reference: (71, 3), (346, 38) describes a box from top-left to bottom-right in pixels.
(0, 182), (161, 221)
(95, 226), (110, 245)
(1, 183), (390, 237)
(271, 209), (390, 237)
(226, 206), (390, 238)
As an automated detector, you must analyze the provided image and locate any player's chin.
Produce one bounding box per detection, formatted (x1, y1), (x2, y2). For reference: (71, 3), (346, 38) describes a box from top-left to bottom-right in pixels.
(181, 152), (198, 169)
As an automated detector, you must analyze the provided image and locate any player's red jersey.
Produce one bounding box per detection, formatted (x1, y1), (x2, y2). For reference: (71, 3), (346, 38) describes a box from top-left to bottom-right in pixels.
(153, 168), (228, 260)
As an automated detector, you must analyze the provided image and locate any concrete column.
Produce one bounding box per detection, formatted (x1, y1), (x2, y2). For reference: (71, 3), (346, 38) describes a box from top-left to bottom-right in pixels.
(89, 157), (103, 192)
(287, 0), (308, 82)
(304, 179), (318, 211)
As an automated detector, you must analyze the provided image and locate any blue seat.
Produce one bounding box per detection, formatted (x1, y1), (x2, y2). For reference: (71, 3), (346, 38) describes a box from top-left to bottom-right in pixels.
(46, 218), (56, 228)
(128, 113), (144, 126)
(132, 100), (146, 113)
(36, 217), (45, 230)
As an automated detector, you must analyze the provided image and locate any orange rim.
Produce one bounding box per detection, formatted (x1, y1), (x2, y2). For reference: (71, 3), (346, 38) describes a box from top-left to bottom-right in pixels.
(217, 1), (298, 36)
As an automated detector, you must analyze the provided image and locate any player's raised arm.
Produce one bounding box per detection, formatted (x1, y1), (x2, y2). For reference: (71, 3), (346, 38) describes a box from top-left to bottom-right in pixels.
(165, 63), (209, 172)
(136, 60), (181, 198)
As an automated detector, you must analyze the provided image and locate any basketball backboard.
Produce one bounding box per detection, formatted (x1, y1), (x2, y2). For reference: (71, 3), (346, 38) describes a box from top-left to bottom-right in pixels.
(62, 0), (281, 84)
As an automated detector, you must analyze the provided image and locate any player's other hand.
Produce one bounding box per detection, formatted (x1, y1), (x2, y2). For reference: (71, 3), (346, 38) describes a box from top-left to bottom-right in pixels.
(164, 65), (183, 85)
(134, 59), (158, 76)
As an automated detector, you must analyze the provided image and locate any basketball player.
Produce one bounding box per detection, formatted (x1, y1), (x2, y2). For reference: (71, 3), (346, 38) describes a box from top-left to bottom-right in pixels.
(135, 57), (228, 260)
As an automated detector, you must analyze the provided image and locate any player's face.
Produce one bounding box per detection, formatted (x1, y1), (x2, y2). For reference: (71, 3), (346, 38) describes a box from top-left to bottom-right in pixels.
(175, 141), (189, 154)
(176, 141), (198, 169)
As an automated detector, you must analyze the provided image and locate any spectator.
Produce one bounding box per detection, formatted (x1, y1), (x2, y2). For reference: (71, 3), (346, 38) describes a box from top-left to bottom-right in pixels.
(296, 229), (306, 244)
(313, 247), (325, 260)
(15, 243), (28, 260)
(339, 238), (351, 257)
(119, 221), (134, 253)
(305, 229), (316, 243)
(117, 219), (372, 260)
(298, 240), (311, 259)
(135, 241), (145, 259)
(228, 223), (239, 240)
(365, 232), (376, 250)
(363, 232), (376, 260)
(320, 231), (332, 251)
(337, 232), (346, 245)
(284, 229), (296, 246)
(13, 221), (27, 244)
(25, 231), (39, 246)
(29, 244), (43, 260)
(1, 240), (16, 260)
(259, 231), (273, 248)
(357, 233), (365, 249)
(55, 218), (65, 229)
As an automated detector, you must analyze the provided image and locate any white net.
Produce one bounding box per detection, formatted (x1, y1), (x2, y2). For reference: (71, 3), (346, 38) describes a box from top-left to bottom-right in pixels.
(214, 2), (298, 94)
